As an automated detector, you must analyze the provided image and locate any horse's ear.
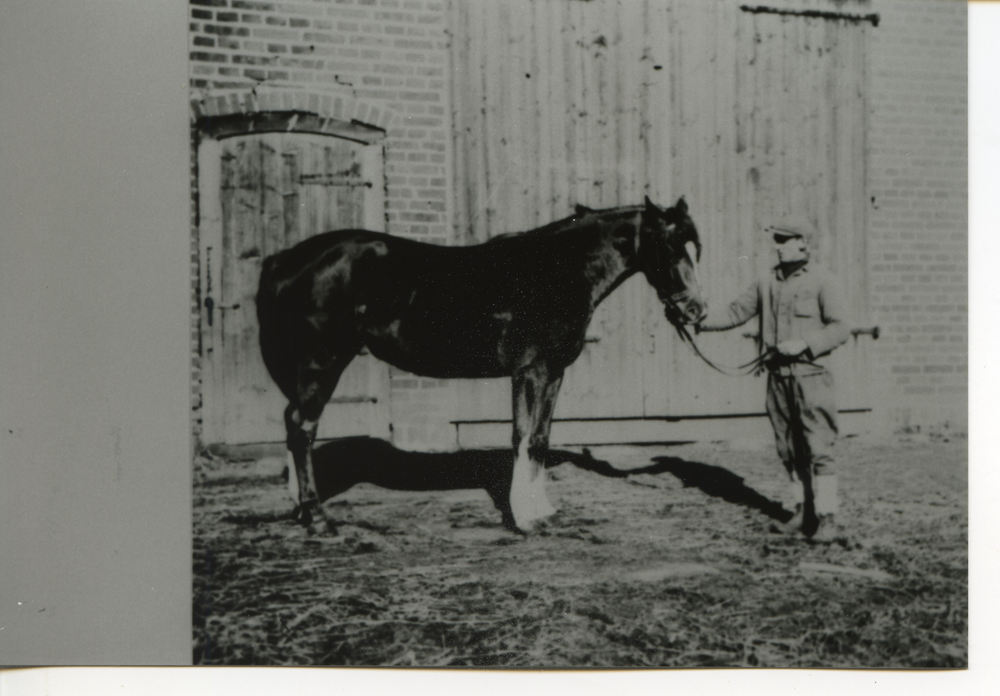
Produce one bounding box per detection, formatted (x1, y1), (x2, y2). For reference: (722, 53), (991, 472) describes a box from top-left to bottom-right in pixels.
(644, 195), (661, 215)
(575, 203), (594, 216)
(675, 197), (688, 214)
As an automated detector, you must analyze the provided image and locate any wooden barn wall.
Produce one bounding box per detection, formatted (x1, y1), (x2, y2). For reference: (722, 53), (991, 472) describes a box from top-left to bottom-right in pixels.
(449, 0), (874, 432)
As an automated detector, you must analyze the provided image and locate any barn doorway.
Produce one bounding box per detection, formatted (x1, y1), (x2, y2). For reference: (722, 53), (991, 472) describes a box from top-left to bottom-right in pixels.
(196, 119), (390, 446)
(448, 1), (877, 445)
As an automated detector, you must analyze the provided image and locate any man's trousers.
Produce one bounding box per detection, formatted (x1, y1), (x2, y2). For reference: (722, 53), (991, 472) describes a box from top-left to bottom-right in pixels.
(765, 370), (838, 482)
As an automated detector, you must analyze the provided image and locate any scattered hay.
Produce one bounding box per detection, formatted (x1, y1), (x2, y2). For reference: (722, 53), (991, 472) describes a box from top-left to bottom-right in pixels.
(193, 438), (967, 667)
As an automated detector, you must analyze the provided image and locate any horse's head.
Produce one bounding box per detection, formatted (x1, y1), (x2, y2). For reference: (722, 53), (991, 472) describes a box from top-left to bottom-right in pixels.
(638, 196), (707, 326)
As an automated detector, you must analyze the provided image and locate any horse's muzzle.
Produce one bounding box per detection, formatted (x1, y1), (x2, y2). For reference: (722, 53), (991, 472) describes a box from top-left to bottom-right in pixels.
(664, 293), (707, 326)
(685, 301), (708, 325)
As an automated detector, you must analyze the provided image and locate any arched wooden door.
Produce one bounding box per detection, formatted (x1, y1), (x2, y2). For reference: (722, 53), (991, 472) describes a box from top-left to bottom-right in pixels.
(197, 130), (390, 445)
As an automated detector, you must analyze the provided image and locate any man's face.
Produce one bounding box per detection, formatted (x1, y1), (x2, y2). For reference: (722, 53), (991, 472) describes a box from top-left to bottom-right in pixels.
(775, 235), (808, 264)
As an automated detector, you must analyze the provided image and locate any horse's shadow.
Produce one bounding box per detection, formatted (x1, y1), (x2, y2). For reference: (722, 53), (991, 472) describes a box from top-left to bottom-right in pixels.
(250, 437), (789, 527)
(305, 437), (622, 529)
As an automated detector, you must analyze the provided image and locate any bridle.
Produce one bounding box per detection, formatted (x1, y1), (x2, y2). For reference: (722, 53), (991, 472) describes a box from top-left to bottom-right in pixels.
(641, 206), (774, 377)
(640, 216), (700, 315)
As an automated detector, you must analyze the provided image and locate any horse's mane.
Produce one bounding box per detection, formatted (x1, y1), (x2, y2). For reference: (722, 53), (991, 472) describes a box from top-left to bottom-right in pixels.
(484, 204), (643, 244)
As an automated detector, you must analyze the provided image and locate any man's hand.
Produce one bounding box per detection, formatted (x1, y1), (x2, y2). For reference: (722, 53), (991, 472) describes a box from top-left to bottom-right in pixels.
(776, 338), (809, 357)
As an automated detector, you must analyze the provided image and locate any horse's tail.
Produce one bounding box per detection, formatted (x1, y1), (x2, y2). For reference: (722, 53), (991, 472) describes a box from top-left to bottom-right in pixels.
(256, 251), (293, 395)
(256, 252), (282, 330)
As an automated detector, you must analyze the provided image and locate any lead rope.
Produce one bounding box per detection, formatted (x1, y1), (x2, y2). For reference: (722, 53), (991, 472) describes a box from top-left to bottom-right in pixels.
(671, 321), (825, 378)
(671, 322), (772, 377)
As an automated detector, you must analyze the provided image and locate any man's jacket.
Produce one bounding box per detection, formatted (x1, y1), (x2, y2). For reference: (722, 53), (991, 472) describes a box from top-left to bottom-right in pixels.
(699, 261), (850, 376)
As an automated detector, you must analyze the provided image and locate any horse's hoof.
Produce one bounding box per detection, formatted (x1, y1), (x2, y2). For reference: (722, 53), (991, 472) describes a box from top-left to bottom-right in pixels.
(296, 506), (313, 527)
(500, 512), (520, 534)
(510, 491), (557, 534)
(307, 518), (338, 537)
(511, 513), (556, 536)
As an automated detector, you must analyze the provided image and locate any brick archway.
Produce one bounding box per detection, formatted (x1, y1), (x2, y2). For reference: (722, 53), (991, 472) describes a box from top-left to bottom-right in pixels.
(190, 87), (400, 143)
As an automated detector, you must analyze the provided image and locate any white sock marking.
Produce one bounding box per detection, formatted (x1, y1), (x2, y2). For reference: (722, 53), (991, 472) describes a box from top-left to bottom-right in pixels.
(286, 451), (299, 504)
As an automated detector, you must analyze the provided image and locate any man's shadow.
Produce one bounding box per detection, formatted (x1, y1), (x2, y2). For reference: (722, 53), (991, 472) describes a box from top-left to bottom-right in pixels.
(269, 437), (790, 529)
(633, 456), (792, 523)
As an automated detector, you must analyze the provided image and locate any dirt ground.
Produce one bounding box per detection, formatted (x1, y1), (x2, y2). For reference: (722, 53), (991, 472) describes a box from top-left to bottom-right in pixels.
(192, 432), (967, 668)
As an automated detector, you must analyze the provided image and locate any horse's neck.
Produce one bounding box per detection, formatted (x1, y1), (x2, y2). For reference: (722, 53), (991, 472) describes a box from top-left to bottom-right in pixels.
(582, 213), (640, 308)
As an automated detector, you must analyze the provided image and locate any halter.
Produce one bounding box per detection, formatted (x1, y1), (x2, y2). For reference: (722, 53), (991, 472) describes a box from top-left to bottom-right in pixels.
(645, 234), (700, 330)
(641, 221), (694, 305)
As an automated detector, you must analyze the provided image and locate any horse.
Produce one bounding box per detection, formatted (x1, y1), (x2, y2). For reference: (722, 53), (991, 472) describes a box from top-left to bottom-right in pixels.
(256, 196), (707, 535)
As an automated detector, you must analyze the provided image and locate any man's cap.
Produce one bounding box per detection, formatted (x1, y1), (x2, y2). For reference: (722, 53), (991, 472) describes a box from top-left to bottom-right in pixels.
(766, 218), (816, 244)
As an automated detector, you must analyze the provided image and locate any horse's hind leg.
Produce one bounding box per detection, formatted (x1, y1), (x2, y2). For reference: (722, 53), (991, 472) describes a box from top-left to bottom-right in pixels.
(286, 354), (356, 535)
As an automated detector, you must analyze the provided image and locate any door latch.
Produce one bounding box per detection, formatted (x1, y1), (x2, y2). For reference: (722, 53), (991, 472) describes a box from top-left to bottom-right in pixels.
(204, 297), (240, 327)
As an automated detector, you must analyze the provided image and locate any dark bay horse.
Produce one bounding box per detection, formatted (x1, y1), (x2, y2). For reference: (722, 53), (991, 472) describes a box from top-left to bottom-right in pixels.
(257, 196), (706, 534)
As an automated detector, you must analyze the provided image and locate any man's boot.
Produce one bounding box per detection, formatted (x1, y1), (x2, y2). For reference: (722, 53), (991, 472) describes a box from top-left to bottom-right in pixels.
(770, 477), (805, 535)
(808, 474), (840, 542)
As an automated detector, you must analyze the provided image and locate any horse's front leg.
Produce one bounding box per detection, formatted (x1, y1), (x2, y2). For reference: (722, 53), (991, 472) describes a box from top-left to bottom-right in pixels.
(509, 361), (564, 533)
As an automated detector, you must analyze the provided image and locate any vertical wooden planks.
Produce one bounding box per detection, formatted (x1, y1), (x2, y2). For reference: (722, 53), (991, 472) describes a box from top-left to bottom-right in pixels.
(217, 140), (238, 439)
(531, 0), (551, 223)
(570, 0), (589, 208)
(483, 0), (505, 237)
(197, 137), (224, 445)
(502, 0), (525, 233)
(224, 137), (257, 441)
(647, 0), (672, 205)
(814, 15), (834, 269)
(614, 0), (635, 206)
(446, 0), (874, 424)
(469, 0), (490, 243)
(322, 143), (336, 230)
(593, 0), (610, 208)
(563, 0), (582, 210)
(260, 133), (282, 259)
(280, 143), (300, 251)
(449, 0), (470, 243)
(712, 0), (760, 413)
(544, 0), (566, 219)
(660, 0), (694, 415)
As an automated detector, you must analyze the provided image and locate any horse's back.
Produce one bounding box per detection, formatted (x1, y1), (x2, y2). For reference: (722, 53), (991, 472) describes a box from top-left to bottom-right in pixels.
(260, 229), (388, 290)
(255, 223), (602, 383)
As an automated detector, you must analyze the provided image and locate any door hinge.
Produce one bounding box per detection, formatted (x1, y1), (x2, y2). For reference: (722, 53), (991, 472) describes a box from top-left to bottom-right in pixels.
(298, 174), (373, 188)
(739, 5), (879, 27)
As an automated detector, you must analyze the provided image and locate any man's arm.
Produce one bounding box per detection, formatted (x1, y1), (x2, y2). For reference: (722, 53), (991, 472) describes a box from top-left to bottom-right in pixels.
(696, 279), (761, 332)
(802, 273), (851, 357)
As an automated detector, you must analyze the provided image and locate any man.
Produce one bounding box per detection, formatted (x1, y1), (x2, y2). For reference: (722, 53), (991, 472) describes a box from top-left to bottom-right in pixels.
(696, 220), (850, 541)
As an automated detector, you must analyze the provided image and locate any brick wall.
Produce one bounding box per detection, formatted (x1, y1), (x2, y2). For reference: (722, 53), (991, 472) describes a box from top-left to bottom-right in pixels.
(868, 0), (967, 433)
(189, 0), (457, 450)
(189, 0), (452, 241)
